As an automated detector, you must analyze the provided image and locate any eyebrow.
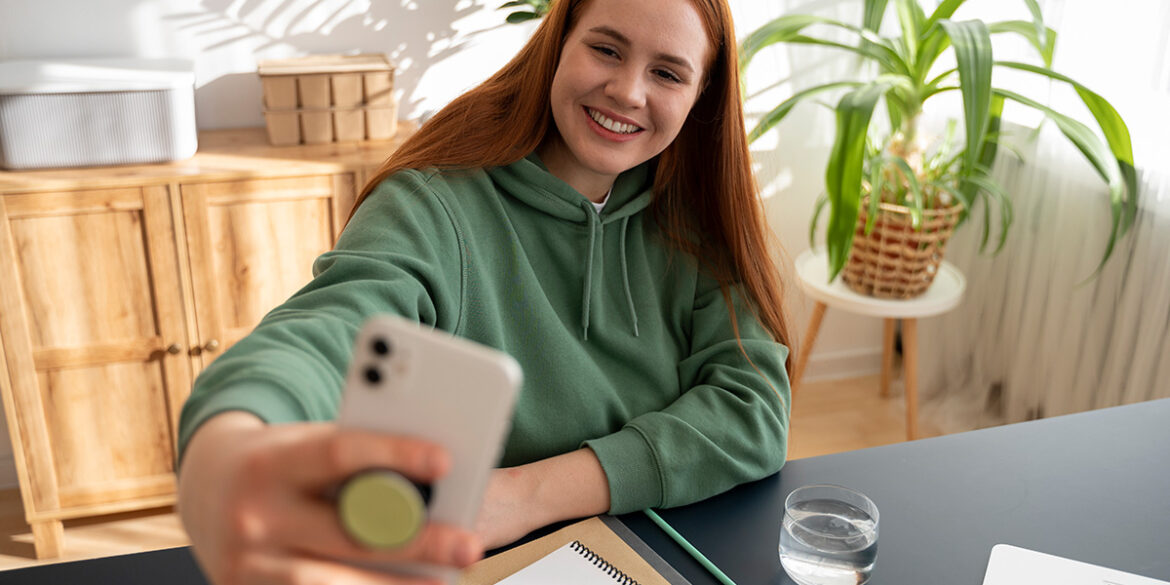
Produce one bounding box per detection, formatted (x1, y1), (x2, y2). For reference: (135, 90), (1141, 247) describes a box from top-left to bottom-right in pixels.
(587, 25), (696, 73)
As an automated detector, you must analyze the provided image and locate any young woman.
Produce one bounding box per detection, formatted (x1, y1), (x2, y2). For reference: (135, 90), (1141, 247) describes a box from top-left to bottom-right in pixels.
(177, 0), (794, 583)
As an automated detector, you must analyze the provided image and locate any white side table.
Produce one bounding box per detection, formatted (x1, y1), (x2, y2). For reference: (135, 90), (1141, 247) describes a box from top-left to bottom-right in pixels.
(792, 249), (966, 440)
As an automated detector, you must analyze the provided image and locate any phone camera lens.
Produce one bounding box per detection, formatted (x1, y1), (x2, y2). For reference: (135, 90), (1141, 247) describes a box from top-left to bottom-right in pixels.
(364, 367), (382, 385)
(372, 338), (391, 356)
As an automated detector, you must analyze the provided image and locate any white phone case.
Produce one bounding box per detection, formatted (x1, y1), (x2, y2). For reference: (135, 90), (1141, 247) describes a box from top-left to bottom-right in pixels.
(335, 315), (522, 581)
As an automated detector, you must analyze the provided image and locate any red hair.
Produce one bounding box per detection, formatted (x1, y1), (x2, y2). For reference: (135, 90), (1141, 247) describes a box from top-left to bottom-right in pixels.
(349, 0), (794, 378)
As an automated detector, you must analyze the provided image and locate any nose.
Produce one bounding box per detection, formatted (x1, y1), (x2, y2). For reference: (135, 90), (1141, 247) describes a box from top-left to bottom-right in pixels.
(605, 66), (647, 110)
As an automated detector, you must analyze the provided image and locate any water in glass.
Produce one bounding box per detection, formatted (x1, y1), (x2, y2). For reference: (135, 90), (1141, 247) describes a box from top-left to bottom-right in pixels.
(779, 498), (878, 585)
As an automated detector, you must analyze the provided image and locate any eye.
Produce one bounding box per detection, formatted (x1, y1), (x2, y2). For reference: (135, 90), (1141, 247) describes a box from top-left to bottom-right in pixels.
(654, 69), (683, 84)
(591, 45), (619, 59)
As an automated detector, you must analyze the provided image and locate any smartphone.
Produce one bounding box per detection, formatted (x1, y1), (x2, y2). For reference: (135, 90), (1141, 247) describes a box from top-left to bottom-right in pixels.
(334, 315), (522, 581)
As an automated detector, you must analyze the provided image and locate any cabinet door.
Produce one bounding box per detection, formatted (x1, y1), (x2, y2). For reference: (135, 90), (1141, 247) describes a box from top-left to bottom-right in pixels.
(0, 186), (191, 520)
(181, 174), (356, 368)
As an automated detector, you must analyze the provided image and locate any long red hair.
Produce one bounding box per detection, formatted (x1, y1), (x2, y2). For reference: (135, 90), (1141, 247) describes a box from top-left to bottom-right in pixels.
(349, 0), (795, 378)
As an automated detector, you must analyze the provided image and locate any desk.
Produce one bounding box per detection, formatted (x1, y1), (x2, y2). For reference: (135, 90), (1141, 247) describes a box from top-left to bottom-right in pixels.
(623, 398), (1170, 584)
(4, 399), (1168, 585)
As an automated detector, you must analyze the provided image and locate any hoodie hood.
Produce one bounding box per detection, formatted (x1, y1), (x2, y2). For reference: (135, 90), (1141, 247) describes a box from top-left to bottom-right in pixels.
(487, 153), (656, 340)
(487, 152), (655, 223)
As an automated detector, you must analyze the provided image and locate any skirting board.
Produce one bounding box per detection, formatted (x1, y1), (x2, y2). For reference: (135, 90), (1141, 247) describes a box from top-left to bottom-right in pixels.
(801, 346), (883, 383)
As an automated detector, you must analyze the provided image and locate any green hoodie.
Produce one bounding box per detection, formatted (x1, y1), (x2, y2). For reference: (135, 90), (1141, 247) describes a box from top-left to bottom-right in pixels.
(178, 153), (790, 514)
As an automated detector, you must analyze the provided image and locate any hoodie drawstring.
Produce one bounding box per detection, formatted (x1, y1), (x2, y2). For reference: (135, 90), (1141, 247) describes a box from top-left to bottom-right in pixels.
(619, 216), (639, 337)
(581, 202), (599, 340)
(580, 202), (640, 340)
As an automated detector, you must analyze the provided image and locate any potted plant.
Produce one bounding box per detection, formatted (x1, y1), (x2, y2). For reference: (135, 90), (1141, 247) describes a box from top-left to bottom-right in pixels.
(739, 0), (1137, 297)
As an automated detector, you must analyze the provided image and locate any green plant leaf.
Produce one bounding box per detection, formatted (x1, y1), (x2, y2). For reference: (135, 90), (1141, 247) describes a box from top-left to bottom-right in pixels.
(747, 81), (862, 142)
(994, 88), (1129, 271)
(979, 94), (1005, 170)
(788, 34), (911, 76)
(985, 133), (1028, 164)
(505, 11), (540, 23)
(739, 16), (910, 77)
(963, 173), (1013, 253)
(499, 0), (549, 14)
(1022, 0), (1052, 66)
(860, 0), (892, 71)
(865, 159), (884, 234)
(880, 155), (925, 228)
(989, 21), (1057, 67)
(924, 65), (957, 91)
(863, 0), (890, 34)
(996, 61), (1138, 232)
(924, 120), (961, 193)
(915, 0), (969, 81)
(894, 0), (925, 59)
(915, 28), (950, 83)
(957, 94), (1004, 225)
(922, 83), (960, 101)
(739, 15), (833, 70)
(930, 119), (959, 172)
(885, 98), (903, 133)
(824, 82), (892, 281)
(939, 20), (993, 178)
(935, 181), (972, 216)
(923, 0), (966, 33)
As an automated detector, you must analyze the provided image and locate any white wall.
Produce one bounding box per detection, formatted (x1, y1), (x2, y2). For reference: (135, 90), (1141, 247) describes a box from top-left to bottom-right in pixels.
(0, 0), (537, 126)
(0, 0), (876, 489)
(738, 0), (887, 383)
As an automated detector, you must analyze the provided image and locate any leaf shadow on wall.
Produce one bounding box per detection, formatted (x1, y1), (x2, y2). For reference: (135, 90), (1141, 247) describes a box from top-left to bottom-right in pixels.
(163, 0), (507, 127)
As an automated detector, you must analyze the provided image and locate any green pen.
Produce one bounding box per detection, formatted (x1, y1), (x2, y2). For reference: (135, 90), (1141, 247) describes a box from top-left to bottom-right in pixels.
(642, 508), (739, 585)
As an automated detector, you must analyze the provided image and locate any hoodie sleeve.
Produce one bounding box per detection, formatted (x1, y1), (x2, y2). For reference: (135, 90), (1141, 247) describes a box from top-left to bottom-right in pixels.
(176, 170), (465, 462)
(584, 275), (791, 514)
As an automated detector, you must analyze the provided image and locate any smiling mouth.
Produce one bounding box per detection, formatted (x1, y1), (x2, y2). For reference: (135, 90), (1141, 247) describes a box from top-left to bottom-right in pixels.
(586, 107), (643, 135)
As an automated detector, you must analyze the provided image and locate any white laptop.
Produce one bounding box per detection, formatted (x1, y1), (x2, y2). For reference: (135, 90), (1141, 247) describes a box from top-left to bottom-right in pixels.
(983, 544), (1169, 585)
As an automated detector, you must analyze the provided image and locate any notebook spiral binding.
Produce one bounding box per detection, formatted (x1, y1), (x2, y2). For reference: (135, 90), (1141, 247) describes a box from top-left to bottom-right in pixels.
(569, 540), (641, 585)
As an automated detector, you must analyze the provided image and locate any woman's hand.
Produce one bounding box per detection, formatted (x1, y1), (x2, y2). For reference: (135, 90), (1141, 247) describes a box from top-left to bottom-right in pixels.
(177, 411), (484, 585)
(475, 449), (612, 550)
(475, 468), (542, 550)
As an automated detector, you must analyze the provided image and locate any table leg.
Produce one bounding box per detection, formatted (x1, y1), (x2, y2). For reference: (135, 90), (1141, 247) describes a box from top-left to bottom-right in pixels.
(881, 318), (897, 398)
(902, 318), (919, 441)
(791, 301), (827, 394)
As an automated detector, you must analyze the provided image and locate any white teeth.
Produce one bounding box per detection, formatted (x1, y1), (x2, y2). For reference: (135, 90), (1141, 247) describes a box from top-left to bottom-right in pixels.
(589, 108), (640, 134)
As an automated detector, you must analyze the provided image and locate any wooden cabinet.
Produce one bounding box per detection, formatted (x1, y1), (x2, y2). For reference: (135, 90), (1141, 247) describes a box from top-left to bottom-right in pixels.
(0, 125), (411, 558)
(181, 173), (356, 362)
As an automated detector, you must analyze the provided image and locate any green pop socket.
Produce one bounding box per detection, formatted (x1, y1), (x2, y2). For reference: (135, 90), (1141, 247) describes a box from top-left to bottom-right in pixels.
(337, 470), (428, 549)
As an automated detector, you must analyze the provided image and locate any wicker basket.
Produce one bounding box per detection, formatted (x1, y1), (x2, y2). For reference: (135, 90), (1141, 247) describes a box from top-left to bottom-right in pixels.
(841, 199), (963, 298)
(257, 54), (396, 146)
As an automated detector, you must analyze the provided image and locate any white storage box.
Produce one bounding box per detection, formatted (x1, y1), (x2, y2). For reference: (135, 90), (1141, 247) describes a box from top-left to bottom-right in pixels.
(0, 58), (197, 170)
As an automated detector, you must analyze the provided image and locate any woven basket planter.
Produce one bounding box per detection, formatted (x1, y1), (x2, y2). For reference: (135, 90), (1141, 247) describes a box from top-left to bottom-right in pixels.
(841, 199), (963, 299)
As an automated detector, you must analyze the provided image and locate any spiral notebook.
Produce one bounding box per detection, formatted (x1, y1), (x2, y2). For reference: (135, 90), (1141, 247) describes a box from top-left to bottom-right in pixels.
(497, 540), (641, 585)
(459, 516), (690, 585)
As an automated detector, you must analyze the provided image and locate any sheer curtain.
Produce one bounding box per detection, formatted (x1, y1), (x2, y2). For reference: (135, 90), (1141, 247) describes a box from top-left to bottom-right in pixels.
(918, 0), (1170, 432)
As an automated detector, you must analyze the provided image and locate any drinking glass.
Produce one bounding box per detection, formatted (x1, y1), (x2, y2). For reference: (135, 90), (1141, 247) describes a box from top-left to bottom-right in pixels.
(778, 484), (879, 585)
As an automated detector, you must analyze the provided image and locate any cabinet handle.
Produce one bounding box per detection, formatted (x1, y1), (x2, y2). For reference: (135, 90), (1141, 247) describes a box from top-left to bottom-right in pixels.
(166, 343), (183, 355)
(203, 339), (221, 353)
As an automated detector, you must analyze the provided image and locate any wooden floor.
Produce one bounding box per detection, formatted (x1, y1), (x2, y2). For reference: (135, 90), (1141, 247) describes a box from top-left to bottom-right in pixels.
(0, 371), (937, 572)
